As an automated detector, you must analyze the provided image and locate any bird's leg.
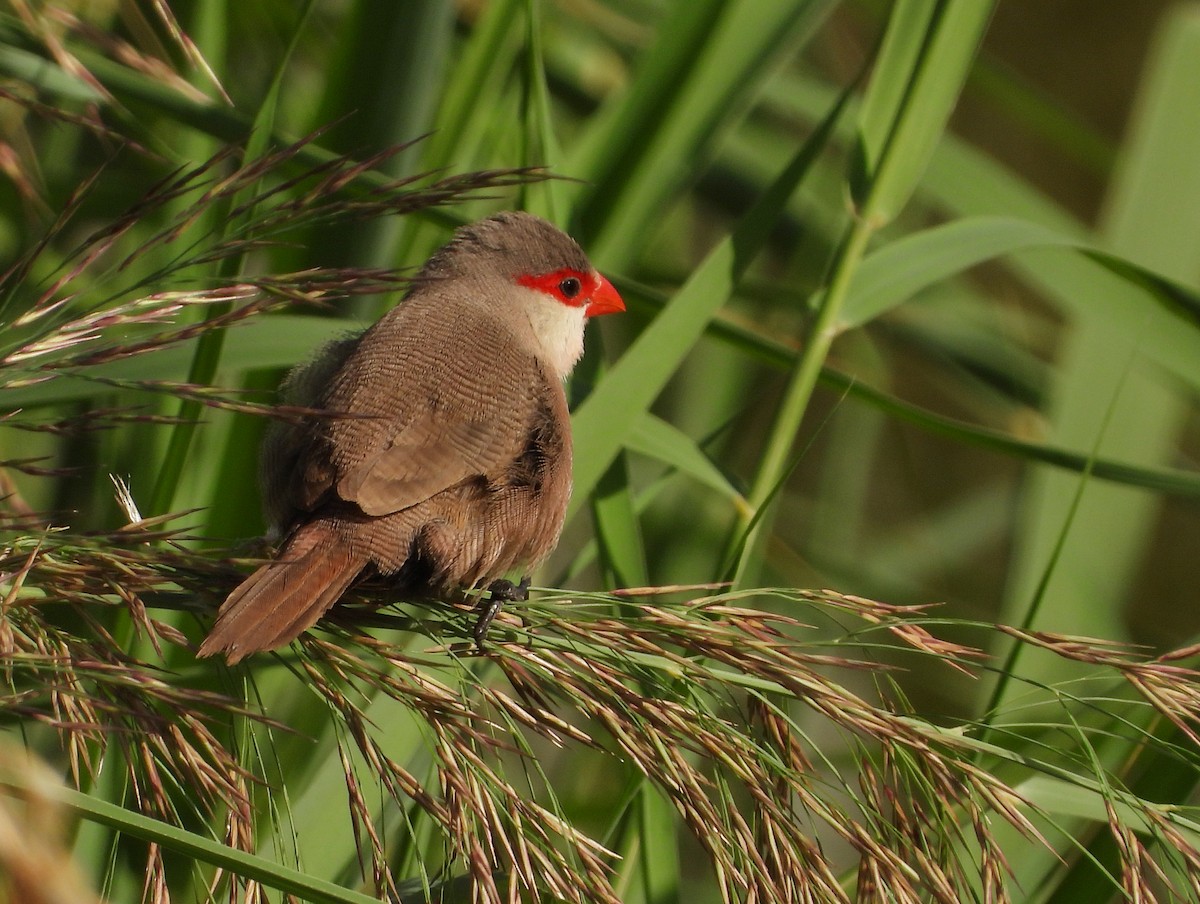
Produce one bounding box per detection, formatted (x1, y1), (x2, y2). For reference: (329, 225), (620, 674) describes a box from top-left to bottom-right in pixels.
(473, 576), (531, 649)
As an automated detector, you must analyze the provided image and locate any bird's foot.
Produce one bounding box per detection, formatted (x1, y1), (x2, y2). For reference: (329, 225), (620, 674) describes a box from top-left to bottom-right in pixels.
(489, 576), (532, 603)
(473, 577), (531, 649)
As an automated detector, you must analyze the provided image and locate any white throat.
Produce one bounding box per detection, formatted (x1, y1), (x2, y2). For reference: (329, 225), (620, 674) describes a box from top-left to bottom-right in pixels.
(512, 286), (588, 378)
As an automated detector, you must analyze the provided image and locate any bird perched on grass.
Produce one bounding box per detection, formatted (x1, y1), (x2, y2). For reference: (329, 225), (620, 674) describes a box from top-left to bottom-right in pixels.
(199, 212), (624, 663)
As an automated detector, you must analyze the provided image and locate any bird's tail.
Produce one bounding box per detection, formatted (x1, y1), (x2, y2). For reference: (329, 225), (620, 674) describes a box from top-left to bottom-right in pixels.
(198, 520), (366, 664)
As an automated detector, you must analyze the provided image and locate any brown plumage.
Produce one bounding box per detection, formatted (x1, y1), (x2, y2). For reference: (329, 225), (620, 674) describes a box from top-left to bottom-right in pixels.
(198, 212), (624, 663)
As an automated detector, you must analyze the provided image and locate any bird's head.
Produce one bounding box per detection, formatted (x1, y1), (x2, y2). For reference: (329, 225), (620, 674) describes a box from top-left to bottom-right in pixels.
(424, 211), (625, 377)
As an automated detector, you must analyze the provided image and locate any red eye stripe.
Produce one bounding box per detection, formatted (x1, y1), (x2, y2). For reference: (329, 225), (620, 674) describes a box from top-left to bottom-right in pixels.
(516, 268), (596, 307)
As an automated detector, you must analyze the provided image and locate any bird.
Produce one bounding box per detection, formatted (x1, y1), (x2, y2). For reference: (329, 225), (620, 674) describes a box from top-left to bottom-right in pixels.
(198, 211), (624, 663)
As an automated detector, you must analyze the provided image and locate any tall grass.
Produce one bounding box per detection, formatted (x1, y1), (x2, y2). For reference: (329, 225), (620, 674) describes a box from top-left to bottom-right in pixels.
(3, 1), (1200, 902)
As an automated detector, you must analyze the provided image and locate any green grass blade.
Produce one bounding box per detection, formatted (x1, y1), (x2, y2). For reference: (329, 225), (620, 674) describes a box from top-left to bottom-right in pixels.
(568, 82), (850, 521)
(518, 0), (569, 221)
(301, 0), (454, 278)
(628, 414), (745, 507)
(562, 0), (725, 224)
(852, 0), (938, 197)
(839, 214), (1200, 332)
(852, 0), (995, 225)
(820, 369), (1200, 499)
(263, 691), (432, 892)
(424, 0), (523, 169)
(571, 0), (836, 263)
(637, 786), (681, 904)
(591, 455), (649, 587)
(0, 40), (105, 102)
(731, 0), (994, 585)
(0, 776), (381, 904)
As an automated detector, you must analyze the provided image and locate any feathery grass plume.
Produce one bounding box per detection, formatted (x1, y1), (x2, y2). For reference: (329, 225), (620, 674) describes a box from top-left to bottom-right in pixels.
(0, 525), (269, 896)
(8, 523), (1200, 900)
(222, 583), (1200, 903)
(997, 627), (1200, 746)
(238, 588), (997, 902)
(0, 130), (545, 381)
(43, 2), (227, 106)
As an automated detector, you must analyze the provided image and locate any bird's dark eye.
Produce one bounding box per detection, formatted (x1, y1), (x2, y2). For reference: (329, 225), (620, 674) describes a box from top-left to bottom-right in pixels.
(558, 276), (582, 299)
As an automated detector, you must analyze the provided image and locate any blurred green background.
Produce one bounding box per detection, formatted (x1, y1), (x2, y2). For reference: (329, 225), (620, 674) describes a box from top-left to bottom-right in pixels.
(4, 1), (1200, 901)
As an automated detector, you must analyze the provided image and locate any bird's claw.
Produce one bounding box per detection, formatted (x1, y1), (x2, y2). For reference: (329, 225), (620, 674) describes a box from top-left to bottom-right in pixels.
(473, 577), (531, 649)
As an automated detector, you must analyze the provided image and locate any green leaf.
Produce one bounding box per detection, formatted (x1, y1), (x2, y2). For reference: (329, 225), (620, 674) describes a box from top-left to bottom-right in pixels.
(839, 215), (1200, 334)
(840, 216), (1075, 329)
(1015, 775), (1200, 848)
(628, 413), (745, 507)
(591, 455), (649, 587)
(149, 0), (318, 518)
(423, 0), (523, 169)
(0, 776), (381, 904)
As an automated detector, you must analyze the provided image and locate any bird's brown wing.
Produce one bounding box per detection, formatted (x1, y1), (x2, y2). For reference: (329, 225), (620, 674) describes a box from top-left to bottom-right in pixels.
(314, 300), (543, 517)
(338, 395), (534, 516)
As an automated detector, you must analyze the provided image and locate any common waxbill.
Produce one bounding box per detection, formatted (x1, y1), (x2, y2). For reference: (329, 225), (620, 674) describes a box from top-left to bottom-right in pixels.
(198, 211), (624, 663)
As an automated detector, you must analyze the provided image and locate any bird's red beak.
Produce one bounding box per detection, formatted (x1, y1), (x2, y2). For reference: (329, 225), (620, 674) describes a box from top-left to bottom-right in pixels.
(586, 274), (625, 317)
